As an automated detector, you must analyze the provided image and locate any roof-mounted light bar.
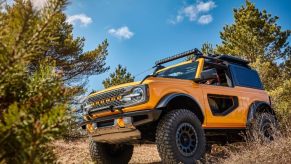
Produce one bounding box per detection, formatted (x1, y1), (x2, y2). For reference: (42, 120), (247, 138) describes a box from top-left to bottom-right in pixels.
(155, 48), (203, 66)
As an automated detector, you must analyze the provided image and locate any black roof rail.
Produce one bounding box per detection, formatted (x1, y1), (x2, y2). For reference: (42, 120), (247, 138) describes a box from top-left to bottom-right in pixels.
(215, 55), (249, 66)
(155, 48), (203, 66)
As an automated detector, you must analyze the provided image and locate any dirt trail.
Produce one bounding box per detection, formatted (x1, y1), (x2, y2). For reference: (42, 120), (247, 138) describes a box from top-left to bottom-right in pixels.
(52, 136), (291, 164)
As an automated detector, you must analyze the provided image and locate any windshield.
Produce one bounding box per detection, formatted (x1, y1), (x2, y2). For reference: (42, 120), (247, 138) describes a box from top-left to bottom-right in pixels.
(154, 62), (198, 80)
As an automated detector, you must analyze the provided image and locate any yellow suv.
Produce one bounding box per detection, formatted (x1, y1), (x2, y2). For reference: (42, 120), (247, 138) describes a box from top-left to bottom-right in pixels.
(81, 49), (277, 163)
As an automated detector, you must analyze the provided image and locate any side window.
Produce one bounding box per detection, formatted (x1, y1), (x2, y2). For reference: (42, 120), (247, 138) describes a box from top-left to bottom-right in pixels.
(217, 68), (232, 87)
(230, 65), (263, 89)
(207, 94), (239, 116)
(200, 63), (232, 87)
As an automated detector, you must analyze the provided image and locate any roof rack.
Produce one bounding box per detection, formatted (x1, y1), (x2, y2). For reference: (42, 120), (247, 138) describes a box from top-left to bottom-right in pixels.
(155, 48), (203, 66)
(154, 48), (250, 68)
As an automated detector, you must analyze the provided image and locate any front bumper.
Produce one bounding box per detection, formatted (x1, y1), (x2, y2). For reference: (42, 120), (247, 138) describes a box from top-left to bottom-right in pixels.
(90, 124), (141, 144)
(81, 109), (161, 143)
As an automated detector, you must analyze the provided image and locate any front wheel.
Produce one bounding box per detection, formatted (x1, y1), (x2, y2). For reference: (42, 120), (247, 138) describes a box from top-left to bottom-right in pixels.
(89, 139), (133, 164)
(156, 109), (206, 164)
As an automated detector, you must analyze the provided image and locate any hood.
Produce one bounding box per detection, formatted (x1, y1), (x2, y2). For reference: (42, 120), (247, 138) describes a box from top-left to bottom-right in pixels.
(88, 76), (196, 98)
(142, 76), (196, 86)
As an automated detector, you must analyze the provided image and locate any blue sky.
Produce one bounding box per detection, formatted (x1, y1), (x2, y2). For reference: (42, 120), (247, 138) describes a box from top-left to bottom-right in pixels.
(64, 0), (291, 92)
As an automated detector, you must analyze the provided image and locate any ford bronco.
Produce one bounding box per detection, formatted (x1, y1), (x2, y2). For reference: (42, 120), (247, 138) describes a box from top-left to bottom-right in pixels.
(80, 48), (277, 163)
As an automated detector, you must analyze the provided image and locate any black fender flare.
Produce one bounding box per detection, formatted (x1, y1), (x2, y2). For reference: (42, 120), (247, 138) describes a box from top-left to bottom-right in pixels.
(246, 101), (276, 127)
(155, 93), (204, 122)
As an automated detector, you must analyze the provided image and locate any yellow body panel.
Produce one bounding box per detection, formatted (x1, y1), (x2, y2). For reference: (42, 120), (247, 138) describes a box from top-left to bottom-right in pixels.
(87, 59), (270, 129)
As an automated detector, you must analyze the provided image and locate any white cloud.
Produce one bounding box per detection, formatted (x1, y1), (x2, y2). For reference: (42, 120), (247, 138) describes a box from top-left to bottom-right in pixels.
(176, 15), (184, 22)
(2, 0), (47, 11)
(183, 5), (198, 21)
(197, 1), (216, 12)
(169, 0), (216, 25)
(198, 14), (213, 24)
(108, 26), (134, 40)
(169, 15), (184, 24)
(31, 0), (47, 10)
(66, 14), (93, 27)
(5, 0), (14, 5)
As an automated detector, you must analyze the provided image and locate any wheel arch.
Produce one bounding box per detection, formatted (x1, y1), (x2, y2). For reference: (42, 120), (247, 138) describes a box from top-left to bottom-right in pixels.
(247, 101), (276, 126)
(155, 93), (204, 124)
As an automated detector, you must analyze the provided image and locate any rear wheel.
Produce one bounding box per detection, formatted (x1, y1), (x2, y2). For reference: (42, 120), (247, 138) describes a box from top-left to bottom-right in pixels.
(156, 109), (206, 164)
(248, 112), (278, 141)
(89, 139), (133, 164)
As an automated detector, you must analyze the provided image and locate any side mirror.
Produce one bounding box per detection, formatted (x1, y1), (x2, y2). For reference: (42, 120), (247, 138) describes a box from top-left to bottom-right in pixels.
(194, 68), (218, 82)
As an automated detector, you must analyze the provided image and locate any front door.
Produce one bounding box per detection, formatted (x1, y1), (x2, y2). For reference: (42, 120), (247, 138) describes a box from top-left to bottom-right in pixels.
(196, 60), (246, 128)
(200, 84), (245, 128)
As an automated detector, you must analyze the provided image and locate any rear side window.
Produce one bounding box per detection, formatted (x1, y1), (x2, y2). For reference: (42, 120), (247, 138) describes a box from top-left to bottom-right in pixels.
(229, 65), (263, 89)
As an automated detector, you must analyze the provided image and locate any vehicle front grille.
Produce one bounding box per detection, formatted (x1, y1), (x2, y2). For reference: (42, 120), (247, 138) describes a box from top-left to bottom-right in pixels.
(87, 88), (126, 110)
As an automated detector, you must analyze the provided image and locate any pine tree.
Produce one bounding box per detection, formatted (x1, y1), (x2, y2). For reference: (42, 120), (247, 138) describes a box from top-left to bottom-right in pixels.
(186, 42), (215, 61)
(216, 0), (290, 63)
(280, 46), (291, 79)
(201, 42), (214, 55)
(42, 14), (109, 84)
(0, 0), (109, 162)
(216, 0), (290, 90)
(102, 65), (134, 89)
(0, 0), (109, 85)
(216, 0), (290, 113)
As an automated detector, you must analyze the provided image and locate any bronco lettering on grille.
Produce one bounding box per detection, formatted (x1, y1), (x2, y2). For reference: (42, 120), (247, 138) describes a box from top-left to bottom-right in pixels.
(90, 96), (122, 106)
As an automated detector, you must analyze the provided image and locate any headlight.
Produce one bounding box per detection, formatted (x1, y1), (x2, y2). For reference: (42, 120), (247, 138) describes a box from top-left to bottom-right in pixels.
(121, 85), (147, 105)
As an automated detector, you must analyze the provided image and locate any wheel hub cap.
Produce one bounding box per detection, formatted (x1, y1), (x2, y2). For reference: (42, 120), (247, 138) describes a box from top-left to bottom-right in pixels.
(176, 122), (198, 157)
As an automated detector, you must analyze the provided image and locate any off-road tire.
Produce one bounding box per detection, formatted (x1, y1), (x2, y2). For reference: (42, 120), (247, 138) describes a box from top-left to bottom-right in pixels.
(156, 109), (206, 164)
(89, 139), (133, 164)
(248, 112), (278, 142)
